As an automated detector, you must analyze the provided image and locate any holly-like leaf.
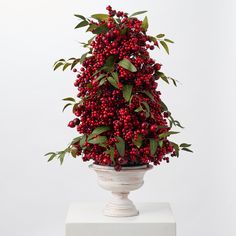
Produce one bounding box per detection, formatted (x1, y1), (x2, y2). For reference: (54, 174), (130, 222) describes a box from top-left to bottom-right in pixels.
(135, 106), (143, 112)
(160, 40), (169, 54)
(88, 136), (107, 144)
(62, 103), (72, 112)
(141, 16), (149, 32)
(122, 84), (133, 102)
(62, 97), (75, 102)
(130, 10), (147, 17)
(91, 14), (109, 21)
(115, 136), (125, 157)
(159, 140), (163, 148)
(107, 76), (119, 89)
(75, 21), (89, 29)
(133, 134), (142, 148)
(118, 59), (137, 72)
(164, 38), (174, 43)
(156, 34), (165, 38)
(74, 14), (86, 20)
(150, 138), (157, 156)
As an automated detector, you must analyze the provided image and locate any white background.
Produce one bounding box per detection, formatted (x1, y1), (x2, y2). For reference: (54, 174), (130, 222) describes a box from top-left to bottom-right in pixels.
(0, 0), (235, 235)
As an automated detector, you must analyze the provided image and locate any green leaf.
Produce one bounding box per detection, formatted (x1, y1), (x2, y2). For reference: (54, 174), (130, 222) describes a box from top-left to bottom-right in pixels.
(80, 135), (86, 147)
(44, 152), (55, 156)
(54, 62), (64, 71)
(53, 59), (65, 66)
(164, 38), (174, 43)
(90, 126), (111, 136)
(71, 59), (80, 69)
(120, 27), (128, 35)
(70, 147), (77, 158)
(159, 140), (163, 148)
(160, 40), (169, 54)
(62, 103), (72, 112)
(104, 55), (115, 67)
(180, 143), (192, 148)
(71, 136), (81, 145)
(181, 147), (193, 153)
(111, 72), (118, 82)
(122, 84), (133, 102)
(118, 59), (137, 72)
(74, 14), (86, 20)
(133, 134), (142, 148)
(115, 136), (125, 157)
(107, 76), (119, 89)
(141, 101), (150, 117)
(95, 73), (106, 82)
(86, 24), (98, 32)
(161, 76), (169, 84)
(130, 10), (148, 17)
(91, 14), (109, 21)
(156, 34), (165, 38)
(93, 24), (109, 34)
(59, 152), (66, 165)
(99, 78), (106, 86)
(150, 138), (157, 156)
(159, 131), (179, 139)
(48, 153), (56, 162)
(171, 142), (179, 157)
(135, 106), (143, 112)
(75, 20), (89, 29)
(141, 16), (149, 32)
(62, 97), (75, 102)
(142, 90), (154, 101)
(79, 52), (88, 64)
(149, 36), (157, 43)
(88, 136), (107, 144)
(159, 100), (168, 111)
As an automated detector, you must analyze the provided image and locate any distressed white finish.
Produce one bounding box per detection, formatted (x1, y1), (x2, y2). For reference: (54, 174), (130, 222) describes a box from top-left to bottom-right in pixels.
(65, 202), (176, 236)
(90, 164), (153, 217)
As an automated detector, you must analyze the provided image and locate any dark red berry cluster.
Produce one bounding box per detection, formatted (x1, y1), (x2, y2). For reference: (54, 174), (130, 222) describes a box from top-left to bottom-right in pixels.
(47, 6), (193, 169)
(66, 6), (177, 170)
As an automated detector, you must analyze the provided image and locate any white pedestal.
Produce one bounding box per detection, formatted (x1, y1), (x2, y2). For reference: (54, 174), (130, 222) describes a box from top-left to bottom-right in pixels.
(65, 202), (176, 236)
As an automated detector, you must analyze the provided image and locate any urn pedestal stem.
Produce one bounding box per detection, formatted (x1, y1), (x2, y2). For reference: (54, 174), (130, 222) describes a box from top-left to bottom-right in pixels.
(90, 164), (153, 217)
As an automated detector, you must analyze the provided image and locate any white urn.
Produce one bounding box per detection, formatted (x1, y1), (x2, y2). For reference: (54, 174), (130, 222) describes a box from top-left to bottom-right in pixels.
(90, 164), (153, 217)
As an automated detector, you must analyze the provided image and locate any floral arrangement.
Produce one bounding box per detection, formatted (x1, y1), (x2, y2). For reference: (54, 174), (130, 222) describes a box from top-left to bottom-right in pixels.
(45, 6), (192, 171)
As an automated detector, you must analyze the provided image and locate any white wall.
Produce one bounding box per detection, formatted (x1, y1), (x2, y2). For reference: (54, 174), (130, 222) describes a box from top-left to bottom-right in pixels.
(0, 0), (235, 235)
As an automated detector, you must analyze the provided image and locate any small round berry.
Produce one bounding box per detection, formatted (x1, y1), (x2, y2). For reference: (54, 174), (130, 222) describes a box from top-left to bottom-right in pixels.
(150, 124), (157, 132)
(68, 121), (75, 128)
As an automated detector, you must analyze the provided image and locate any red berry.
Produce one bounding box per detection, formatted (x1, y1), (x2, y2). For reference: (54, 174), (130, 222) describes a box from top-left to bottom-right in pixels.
(73, 68), (77, 72)
(68, 121), (75, 128)
(150, 125), (157, 132)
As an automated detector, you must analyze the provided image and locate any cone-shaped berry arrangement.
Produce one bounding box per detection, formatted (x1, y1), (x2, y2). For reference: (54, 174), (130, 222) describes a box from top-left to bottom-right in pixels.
(45, 6), (192, 170)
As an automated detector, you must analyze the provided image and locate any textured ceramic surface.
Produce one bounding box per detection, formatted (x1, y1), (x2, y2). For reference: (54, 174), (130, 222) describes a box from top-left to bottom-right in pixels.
(90, 164), (153, 217)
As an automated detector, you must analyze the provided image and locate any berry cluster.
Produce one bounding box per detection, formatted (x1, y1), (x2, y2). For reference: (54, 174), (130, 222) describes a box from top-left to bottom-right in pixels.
(47, 6), (192, 170)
